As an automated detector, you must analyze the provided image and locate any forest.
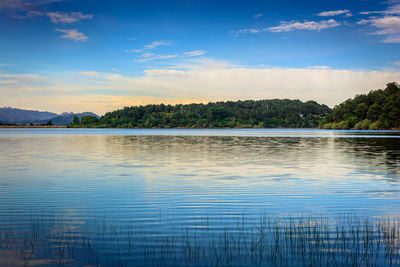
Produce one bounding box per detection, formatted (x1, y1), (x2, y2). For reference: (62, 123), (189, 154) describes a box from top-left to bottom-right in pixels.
(69, 82), (399, 130)
(70, 99), (331, 128)
(319, 82), (400, 130)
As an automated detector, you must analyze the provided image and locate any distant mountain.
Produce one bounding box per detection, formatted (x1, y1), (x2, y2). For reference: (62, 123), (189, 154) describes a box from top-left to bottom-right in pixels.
(0, 107), (57, 124)
(0, 107), (99, 125)
(40, 112), (99, 126)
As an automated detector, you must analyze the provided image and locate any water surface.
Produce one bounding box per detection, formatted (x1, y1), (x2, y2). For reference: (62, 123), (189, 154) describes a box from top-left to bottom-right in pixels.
(0, 128), (399, 265)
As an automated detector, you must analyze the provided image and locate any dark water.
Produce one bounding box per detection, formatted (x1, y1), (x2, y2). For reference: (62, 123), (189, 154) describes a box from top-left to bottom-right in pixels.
(0, 129), (400, 266)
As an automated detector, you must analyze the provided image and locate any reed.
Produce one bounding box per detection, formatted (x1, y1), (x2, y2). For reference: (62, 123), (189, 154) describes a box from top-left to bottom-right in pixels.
(0, 213), (399, 266)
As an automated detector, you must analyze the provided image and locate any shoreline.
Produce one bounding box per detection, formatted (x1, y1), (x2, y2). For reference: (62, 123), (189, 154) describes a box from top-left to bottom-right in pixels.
(0, 125), (67, 128)
(0, 126), (398, 131)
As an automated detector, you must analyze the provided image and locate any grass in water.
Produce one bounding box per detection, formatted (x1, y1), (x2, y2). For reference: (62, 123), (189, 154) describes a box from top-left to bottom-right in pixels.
(0, 213), (399, 266)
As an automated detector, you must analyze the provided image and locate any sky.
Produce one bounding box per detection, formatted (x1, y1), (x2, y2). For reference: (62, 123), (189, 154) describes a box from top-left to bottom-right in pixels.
(0, 0), (400, 115)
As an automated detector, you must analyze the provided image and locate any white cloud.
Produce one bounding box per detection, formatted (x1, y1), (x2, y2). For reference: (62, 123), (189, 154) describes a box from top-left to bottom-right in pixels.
(131, 48), (205, 62)
(360, 11), (385, 15)
(152, 54), (178, 60)
(356, 19), (369, 25)
(125, 49), (143, 53)
(267, 19), (340, 32)
(183, 50), (206, 57)
(230, 28), (265, 36)
(126, 42), (205, 62)
(387, 3), (400, 14)
(0, 1), (93, 26)
(360, 3), (400, 16)
(141, 52), (155, 58)
(358, 2), (400, 43)
(253, 13), (263, 19)
(136, 54), (178, 62)
(372, 16), (400, 35)
(10, 10), (44, 19)
(47, 12), (93, 24)
(75, 64), (400, 109)
(382, 34), (400, 43)
(55, 28), (88, 42)
(2, 62), (400, 114)
(359, 16), (400, 43)
(126, 40), (172, 53)
(317, 9), (351, 17)
(144, 40), (172, 49)
(232, 19), (340, 36)
(308, 66), (331, 69)
(0, 0), (62, 10)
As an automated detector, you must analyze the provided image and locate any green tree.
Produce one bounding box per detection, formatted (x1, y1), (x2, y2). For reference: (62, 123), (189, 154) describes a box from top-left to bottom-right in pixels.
(73, 116), (80, 125)
(354, 103), (368, 120)
(320, 82), (400, 130)
(367, 104), (381, 121)
(89, 99), (332, 129)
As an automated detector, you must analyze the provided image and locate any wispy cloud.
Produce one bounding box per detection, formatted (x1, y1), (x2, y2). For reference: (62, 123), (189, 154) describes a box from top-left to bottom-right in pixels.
(136, 50), (206, 62)
(10, 10), (43, 19)
(136, 54), (179, 62)
(231, 28), (266, 36)
(253, 13), (263, 19)
(360, 3), (400, 15)
(268, 19), (340, 32)
(0, 0), (62, 10)
(357, 2), (400, 43)
(47, 12), (93, 24)
(317, 9), (352, 17)
(127, 40), (172, 53)
(126, 41), (205, 62)
(0, 72), (51, 87)
(232, 19), (340, 36)
(141, 52), (155, 58)
(183, 50), (206, 57)
(55, 28), (88, 42)
(144, 40), (172, 49)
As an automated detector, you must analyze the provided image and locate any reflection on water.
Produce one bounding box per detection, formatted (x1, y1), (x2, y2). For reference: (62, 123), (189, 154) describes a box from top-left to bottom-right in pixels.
(0, 129), (399, 265)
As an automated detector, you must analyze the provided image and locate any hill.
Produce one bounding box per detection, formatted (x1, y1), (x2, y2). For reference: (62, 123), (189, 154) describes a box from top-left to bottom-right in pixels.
(0, 108), (99, 126)
(0, 107), (57, 124)
(72, 99), (332, 128)
(37, 112), (99, 126)
(319, 82), (400, 130)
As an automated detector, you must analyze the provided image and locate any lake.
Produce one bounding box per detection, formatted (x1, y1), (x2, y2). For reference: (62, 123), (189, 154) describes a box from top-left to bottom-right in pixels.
(0, 128), (400, 266)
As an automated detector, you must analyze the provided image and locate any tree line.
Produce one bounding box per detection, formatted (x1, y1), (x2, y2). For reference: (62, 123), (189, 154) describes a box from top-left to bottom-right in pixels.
(69, 99), (331, 128)
(69, 82), (399, 130)
(319, 82), (400, 130)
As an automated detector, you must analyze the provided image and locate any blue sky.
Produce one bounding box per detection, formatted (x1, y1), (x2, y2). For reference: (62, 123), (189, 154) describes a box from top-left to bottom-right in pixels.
(1, 0), (400, 114)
